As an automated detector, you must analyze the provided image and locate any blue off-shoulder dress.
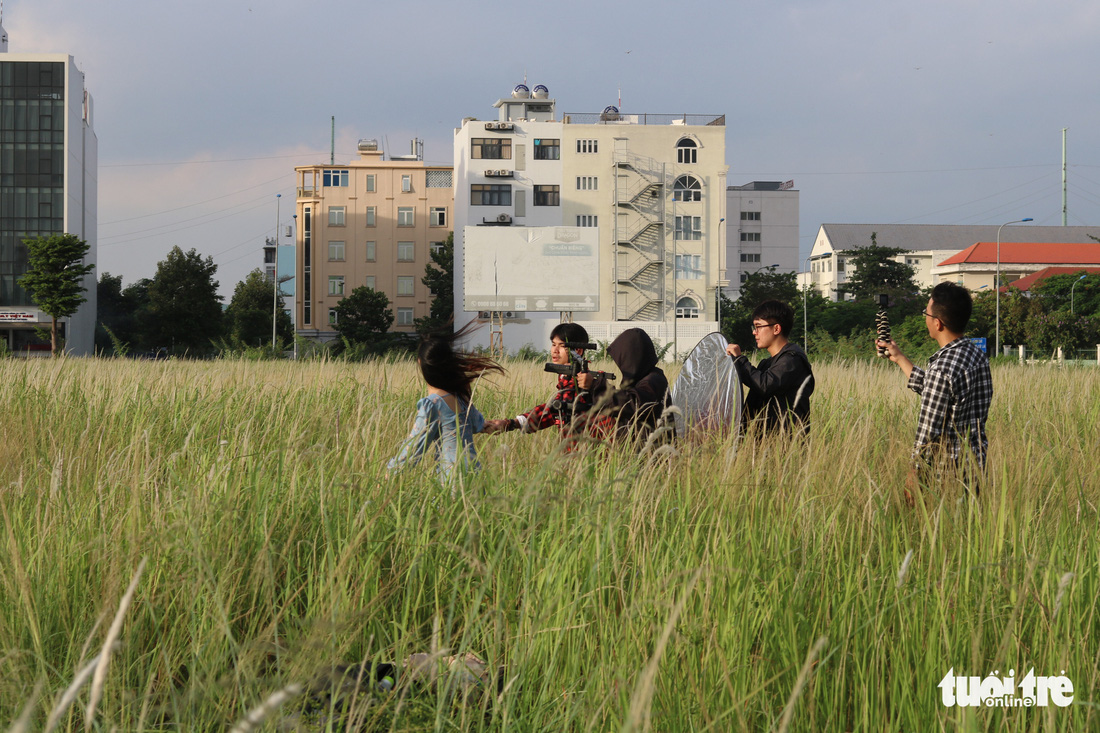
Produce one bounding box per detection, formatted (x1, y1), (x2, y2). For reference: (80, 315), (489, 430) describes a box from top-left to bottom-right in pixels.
(386, 393), (486, 480)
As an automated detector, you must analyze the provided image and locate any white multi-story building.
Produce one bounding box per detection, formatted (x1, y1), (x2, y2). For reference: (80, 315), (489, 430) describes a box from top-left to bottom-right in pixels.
(802, 223), (1100, 300)
(453, 85), (727, 355)
(0, 36), (97, 355)
(725, 181), (799, 299)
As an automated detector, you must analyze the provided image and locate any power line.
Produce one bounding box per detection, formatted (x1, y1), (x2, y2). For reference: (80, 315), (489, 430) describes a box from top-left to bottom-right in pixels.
(101, 151), (329, 168)
(100, 173), (292, 226)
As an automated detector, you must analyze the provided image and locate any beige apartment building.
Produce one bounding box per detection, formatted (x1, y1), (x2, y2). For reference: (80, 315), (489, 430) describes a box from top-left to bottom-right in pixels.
(294, 141), (453, 340)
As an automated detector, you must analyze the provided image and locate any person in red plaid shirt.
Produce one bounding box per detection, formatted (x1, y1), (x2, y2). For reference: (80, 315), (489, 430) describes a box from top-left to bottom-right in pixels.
(877, 282), (993, 502)
(483, 323), (607, 435)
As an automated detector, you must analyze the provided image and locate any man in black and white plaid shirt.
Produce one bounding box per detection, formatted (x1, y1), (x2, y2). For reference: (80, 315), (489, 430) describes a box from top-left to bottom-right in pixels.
(877, 282), (993, 501)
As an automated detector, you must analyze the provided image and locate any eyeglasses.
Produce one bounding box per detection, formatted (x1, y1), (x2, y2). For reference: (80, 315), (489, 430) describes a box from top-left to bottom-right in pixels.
(923, 311), (938, 320)
(751, 322), (778, 332)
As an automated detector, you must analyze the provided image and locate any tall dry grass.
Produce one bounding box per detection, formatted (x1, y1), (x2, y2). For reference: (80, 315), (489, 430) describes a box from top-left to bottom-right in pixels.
(0, 355), (1096, 731)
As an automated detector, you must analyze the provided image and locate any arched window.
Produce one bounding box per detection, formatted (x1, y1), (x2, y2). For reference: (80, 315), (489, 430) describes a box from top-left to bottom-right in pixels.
(675, 296), (701, 319)
(673, 175), (701, 202)
(676, 138), (697, 164)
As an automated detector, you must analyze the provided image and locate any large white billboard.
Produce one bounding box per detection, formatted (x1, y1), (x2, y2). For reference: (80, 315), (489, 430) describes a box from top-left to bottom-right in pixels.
(463, 226), (600, 312)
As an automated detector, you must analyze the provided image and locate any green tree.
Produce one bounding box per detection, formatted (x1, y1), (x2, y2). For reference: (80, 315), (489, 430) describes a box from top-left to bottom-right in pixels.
(17, 233), (95, 356)
(95, 272), (151, 355)
(415, 232), (454, 334)
(224, 269), (294, 347)
(839, 232), (919, 302)
(723, 267), (799, 350)
(146, 246), (223, 355)
(333, 286), (393, 347)
(1030, 271), (1099, 317)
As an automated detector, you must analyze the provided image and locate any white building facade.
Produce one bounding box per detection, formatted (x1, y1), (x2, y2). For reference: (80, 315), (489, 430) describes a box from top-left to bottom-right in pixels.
(453, 85), (727, 356)
(802, 223), (1099, 300)
(0, 47), (97, 355)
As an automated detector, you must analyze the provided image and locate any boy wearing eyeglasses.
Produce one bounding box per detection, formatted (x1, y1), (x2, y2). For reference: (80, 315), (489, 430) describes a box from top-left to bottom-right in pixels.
(724, 299), (815, 433)
(876, 281), (992, 502)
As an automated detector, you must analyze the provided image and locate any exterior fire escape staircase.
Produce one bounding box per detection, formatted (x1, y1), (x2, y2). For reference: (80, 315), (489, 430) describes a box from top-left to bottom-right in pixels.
(613, 154), (667, 322)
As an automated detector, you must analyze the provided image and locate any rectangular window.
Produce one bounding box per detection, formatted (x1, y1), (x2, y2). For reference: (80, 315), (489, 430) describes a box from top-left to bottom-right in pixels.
(838, 258), (847, 272)
(576, 139), (598, 153)
(470, 184), (512, 206)
(396, 307), (415, 326)
(533, 138), (560, 160)
(323, 169), (349, 187)
(366, 241), (376, 261)
(397, 276), (415, 296)
(740, 232), (761, 242)
(740, 253), (761, 263)
(430, 207), (447, 227)
(740, 211), (761, 221)
(576, 176), (598, 191)
(328, 275), (345, 296)
(675, 254), (703, 279)
(398, 207), (414, 227)
(328, 206), (346, 227)
(328, 241), (345, 261)
(329, 309), (339, 325)
(471, 138), (512, 160)
(426, 170), (452, 188)
(576, 215), (599, 227)
(675, 216), (702, 240)
(397, 242), (414, 261)
(366, 174), (376, 192)
(534, 185), (560, 206)
(430, 241), (445, 255)
(402, 174), (412, 193)
(365, 275), (376, 290)
(365, 206), (376, 227)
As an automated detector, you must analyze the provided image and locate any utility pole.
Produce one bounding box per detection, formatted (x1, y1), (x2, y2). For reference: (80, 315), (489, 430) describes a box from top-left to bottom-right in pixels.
(1062, 128), (1068, 226)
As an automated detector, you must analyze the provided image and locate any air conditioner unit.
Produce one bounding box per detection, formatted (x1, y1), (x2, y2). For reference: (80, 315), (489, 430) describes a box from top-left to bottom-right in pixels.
(499, 122), (514, 131)
(499, 169), (513, 177)
(497, 213), (512, 223)
(484, 122), (495, 130)
(484, 169), (498, 177)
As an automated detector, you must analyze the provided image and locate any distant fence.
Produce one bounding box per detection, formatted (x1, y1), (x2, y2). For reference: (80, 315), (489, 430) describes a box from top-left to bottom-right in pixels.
(1014, 345), (1100, 365)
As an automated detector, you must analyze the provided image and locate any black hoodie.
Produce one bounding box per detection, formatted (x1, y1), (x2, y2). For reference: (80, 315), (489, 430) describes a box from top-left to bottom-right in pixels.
(600, 328), (670, 438)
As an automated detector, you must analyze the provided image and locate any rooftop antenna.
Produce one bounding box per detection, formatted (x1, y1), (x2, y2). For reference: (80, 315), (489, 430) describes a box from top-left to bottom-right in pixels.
(618, 84), (621, 109)
(330, 116), (335, 165)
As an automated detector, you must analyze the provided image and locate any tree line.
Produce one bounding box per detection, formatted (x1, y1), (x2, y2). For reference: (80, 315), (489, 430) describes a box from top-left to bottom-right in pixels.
(722, 233), (1100, 361)
(18, 231), (454, 357)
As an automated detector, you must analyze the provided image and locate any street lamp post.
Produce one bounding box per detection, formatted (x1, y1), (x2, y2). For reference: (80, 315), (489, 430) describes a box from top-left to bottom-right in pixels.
(995, 217), (1033, 357)
(1071, 273), (1087, 314)
(272, 193), (281, 349)
(803, 253), (813, 351)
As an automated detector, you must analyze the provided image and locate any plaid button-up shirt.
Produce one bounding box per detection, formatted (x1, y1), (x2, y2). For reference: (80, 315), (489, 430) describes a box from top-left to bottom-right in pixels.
(907, 337), (993, 468)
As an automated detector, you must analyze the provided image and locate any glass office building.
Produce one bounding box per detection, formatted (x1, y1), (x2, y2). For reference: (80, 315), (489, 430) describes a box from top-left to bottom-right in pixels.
(0, 50), (97, 354)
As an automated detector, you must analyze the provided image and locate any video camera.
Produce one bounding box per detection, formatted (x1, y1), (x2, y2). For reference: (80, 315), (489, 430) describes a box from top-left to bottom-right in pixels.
(544, 341), (615, 386)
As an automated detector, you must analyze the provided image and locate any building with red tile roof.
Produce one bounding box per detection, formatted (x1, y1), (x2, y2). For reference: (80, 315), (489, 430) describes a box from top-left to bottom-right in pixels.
(933, 241), (1100, 290)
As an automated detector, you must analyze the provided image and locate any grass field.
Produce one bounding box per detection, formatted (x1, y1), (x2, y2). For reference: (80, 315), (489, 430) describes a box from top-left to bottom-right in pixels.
(0, 355), (1097, 731)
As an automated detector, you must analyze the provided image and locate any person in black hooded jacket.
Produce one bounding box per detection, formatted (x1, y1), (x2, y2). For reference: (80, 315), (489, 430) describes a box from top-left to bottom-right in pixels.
(576, 328), (670, 443)
(725, 300), (814, 434)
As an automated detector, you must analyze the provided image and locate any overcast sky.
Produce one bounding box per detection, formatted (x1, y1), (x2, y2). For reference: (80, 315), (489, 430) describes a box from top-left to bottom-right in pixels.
(9, 0), (1100, 296)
